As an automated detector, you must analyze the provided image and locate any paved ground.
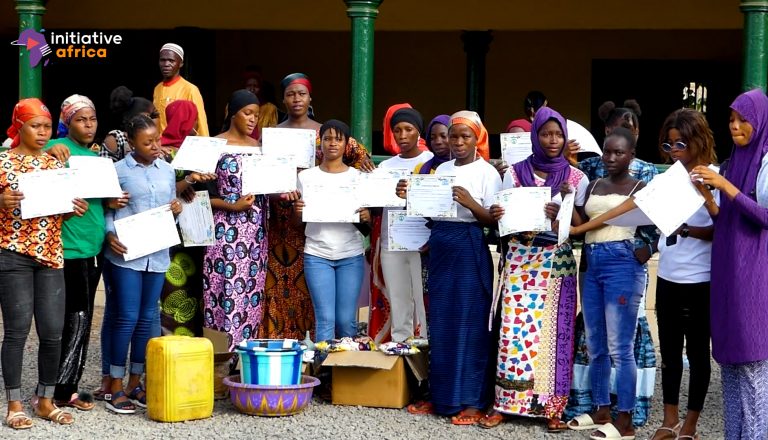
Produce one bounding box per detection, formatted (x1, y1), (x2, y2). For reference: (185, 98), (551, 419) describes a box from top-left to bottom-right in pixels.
(2, 304), (725, 439)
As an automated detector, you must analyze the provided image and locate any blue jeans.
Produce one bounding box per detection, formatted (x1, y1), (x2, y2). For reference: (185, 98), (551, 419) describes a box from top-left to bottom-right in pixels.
(582, 241), (645, 412)
(108, 265), (164, 379)
(303, 253), (364, 341)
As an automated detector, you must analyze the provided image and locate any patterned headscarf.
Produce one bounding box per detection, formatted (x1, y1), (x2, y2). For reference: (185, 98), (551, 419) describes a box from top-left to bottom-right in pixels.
(512, 107), (570, 196)
(7, 98), (51, 148)
(161, 100), (198, 147)
(727, 89), (768, 196)
(448, 110), (490, 161)
(57, 94), (95, 138)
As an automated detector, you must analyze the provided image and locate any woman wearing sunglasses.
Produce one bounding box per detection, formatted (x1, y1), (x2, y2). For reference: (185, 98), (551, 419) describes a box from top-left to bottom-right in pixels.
(647, 109), (718, 440)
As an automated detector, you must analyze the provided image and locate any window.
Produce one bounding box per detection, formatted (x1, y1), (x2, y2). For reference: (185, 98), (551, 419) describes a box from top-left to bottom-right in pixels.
(682, 82), (707, 113)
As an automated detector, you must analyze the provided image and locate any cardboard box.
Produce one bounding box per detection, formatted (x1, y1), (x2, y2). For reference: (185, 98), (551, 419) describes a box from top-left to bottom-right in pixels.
(322, 350), (429, 409)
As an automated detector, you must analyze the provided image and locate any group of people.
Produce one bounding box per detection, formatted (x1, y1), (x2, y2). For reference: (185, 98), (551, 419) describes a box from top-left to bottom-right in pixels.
(1, 40), (767, 440)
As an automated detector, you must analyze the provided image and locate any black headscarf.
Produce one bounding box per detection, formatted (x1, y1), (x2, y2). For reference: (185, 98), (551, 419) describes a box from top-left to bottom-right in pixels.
(390, 108), (423, 134)
(222, 89), (259, 131)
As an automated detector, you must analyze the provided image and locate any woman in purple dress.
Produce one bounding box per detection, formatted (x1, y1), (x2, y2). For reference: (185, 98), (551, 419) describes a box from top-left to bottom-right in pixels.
(203, 90), (268, 351)
(691, 89), (768, 439)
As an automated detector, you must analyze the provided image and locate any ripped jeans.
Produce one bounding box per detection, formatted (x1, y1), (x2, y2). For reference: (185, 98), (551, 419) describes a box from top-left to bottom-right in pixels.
(582, 240), (645, 413)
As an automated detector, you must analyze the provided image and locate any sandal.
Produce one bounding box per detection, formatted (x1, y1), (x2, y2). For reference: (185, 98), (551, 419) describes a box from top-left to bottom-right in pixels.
(477, 412), (505, 429)
(5, 411), (33, 430)
(590, 423), (635, 440)
(105, 390), (136, 415)
(568, 413), (613, 431)
(547, 417), (568, 433)
(406, 401), (434, 415)
(55, 392), (95, 411)
(649, 421), (682, 440)
(93, 387), (108, 401)
(36, 406), (74, 425)
(127, 385), (147, 408)
(677, 433), (700, 440)
(450, 409), (483, 426)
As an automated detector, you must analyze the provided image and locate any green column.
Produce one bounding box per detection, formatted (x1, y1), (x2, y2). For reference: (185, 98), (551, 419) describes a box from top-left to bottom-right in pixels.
(741, 1), (768, 91)
(345, 0), (382, 151)
(461, 31), (493, 118)
(16, 0), (46, 99)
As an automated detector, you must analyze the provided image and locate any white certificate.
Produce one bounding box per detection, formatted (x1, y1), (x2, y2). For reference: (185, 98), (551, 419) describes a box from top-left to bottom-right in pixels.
(18, 168), (76, 219)
(114, 204), (181, 261)
(241, 155), (297, 195)
(500, 133), (532, 165)
(170, 136), (227, 173)
(67, 156), (123, 199)
(631, 161), (704, 236)
(302, 183), (360, 223)
(494, 187), (551, 236)
(178, 191), (215, 247)
(406, 175), (456, 218)
(219, 145), (262, 156)
(557, 192), (575, 245)
(358, 168), (408, 207)
(605, 208), (653, 227)
(388, 210), (430, 251)
(262, 127), (316, 169)
(567, 119), (602, 156)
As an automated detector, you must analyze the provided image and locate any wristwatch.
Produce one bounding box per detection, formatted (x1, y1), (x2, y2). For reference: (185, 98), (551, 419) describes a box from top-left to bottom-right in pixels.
(680, 223), (690, 238)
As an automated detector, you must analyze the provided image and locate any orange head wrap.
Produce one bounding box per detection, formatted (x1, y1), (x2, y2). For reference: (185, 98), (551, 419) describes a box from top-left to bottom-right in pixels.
(449, 110), (490, 160)
(7, 98), (52, 148)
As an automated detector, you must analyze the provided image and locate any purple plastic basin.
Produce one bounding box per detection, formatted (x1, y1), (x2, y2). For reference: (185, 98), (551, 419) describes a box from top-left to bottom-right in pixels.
(223, 374), (320, 417)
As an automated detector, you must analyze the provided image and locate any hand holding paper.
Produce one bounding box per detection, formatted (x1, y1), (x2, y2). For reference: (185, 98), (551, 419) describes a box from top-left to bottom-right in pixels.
(493, 187), (550, 236)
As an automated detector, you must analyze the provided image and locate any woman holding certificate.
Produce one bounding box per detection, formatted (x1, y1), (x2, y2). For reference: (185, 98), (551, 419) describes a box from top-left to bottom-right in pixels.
(374, 108), (433, 343)
(203, 90), (268, 351)
(689, 89), (768, 439)
(0, 99), (88, 428)
(104, 114), (203, 414)
(480, 107), (587, 432)
(293, 119), (370, 342)
(399, 111), (501, 424)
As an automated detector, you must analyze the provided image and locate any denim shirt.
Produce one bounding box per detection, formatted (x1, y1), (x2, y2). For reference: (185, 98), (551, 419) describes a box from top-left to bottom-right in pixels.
(105, 154), (176, 272)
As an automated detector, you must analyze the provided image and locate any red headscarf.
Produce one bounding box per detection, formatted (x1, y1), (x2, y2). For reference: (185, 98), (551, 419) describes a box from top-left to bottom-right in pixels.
(449, 110), (490, 161)
(505, 118), (532, 133)
(382, 103), (428, 155)
(7, 98), (52, 148)
(161, 100), (198, 147)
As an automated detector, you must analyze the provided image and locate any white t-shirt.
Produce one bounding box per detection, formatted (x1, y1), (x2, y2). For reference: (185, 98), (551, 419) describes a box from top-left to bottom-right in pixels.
(658, 164), (720, 284)
(379, 151), (434, 249)
(434, 158), (502, 222)
(298, 166), (364, 260)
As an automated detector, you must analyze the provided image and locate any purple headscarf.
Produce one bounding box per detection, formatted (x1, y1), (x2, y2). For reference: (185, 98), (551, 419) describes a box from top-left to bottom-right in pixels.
(512, 107), (571, 195)
(418, 114), (451, 174)
(726, 89), (768, 196)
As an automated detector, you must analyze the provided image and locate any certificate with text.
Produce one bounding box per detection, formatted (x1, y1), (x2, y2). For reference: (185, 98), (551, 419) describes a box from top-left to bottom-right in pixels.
(18, 168), (77, 219)
(387, 210), (430, 251)
(178, 191), (215, 247)
(262, 127), (317, 169)
(500, 133), (532, 166)
(494, 187), (551, 236)
(114, 205), (181, 261)
(241, 155), (297, 195)
(302, 183), (360, 223)
(68, 156), (123, 199)
(406, 175), (456, 218)
(170, 136), (227, 173)
(358, 168), (408, 207)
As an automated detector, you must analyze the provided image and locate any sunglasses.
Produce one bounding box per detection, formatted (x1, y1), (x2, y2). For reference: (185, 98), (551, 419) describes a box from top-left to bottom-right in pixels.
(661, 141), (687, 152)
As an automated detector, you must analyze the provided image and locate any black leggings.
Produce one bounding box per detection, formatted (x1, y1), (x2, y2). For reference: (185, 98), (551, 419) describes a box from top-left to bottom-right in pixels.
(655, 277), (711, 412)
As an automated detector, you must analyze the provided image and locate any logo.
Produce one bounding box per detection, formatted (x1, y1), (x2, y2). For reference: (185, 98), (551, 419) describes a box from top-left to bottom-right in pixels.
(11, 28), (123, 67)
(11, 28), (52, 67)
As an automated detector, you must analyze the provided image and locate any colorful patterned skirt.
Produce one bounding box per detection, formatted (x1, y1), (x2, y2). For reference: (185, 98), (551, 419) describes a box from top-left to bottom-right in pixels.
(492, 237), (577, 420)
(161, 246), (205, 336)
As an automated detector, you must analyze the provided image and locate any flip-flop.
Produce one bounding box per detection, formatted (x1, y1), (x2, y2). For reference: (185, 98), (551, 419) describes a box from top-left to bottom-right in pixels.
(55, 392), (95, 411)
(589, 423), (635, 440)
(406, 401), (434, 415)
(451, 409), (483, 426)
(567, 413), (612, 431)
(477, 412), (505, 429)
(5, 411), (33, 430)
(36, 407), (74, 425)
(547, 418), (568, 433)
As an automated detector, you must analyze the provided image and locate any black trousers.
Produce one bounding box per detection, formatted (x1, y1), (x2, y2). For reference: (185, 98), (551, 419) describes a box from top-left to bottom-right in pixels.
(54, 255), (103, 401)
(655, 277), (711, 412)
(0, 249), (65, 401)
